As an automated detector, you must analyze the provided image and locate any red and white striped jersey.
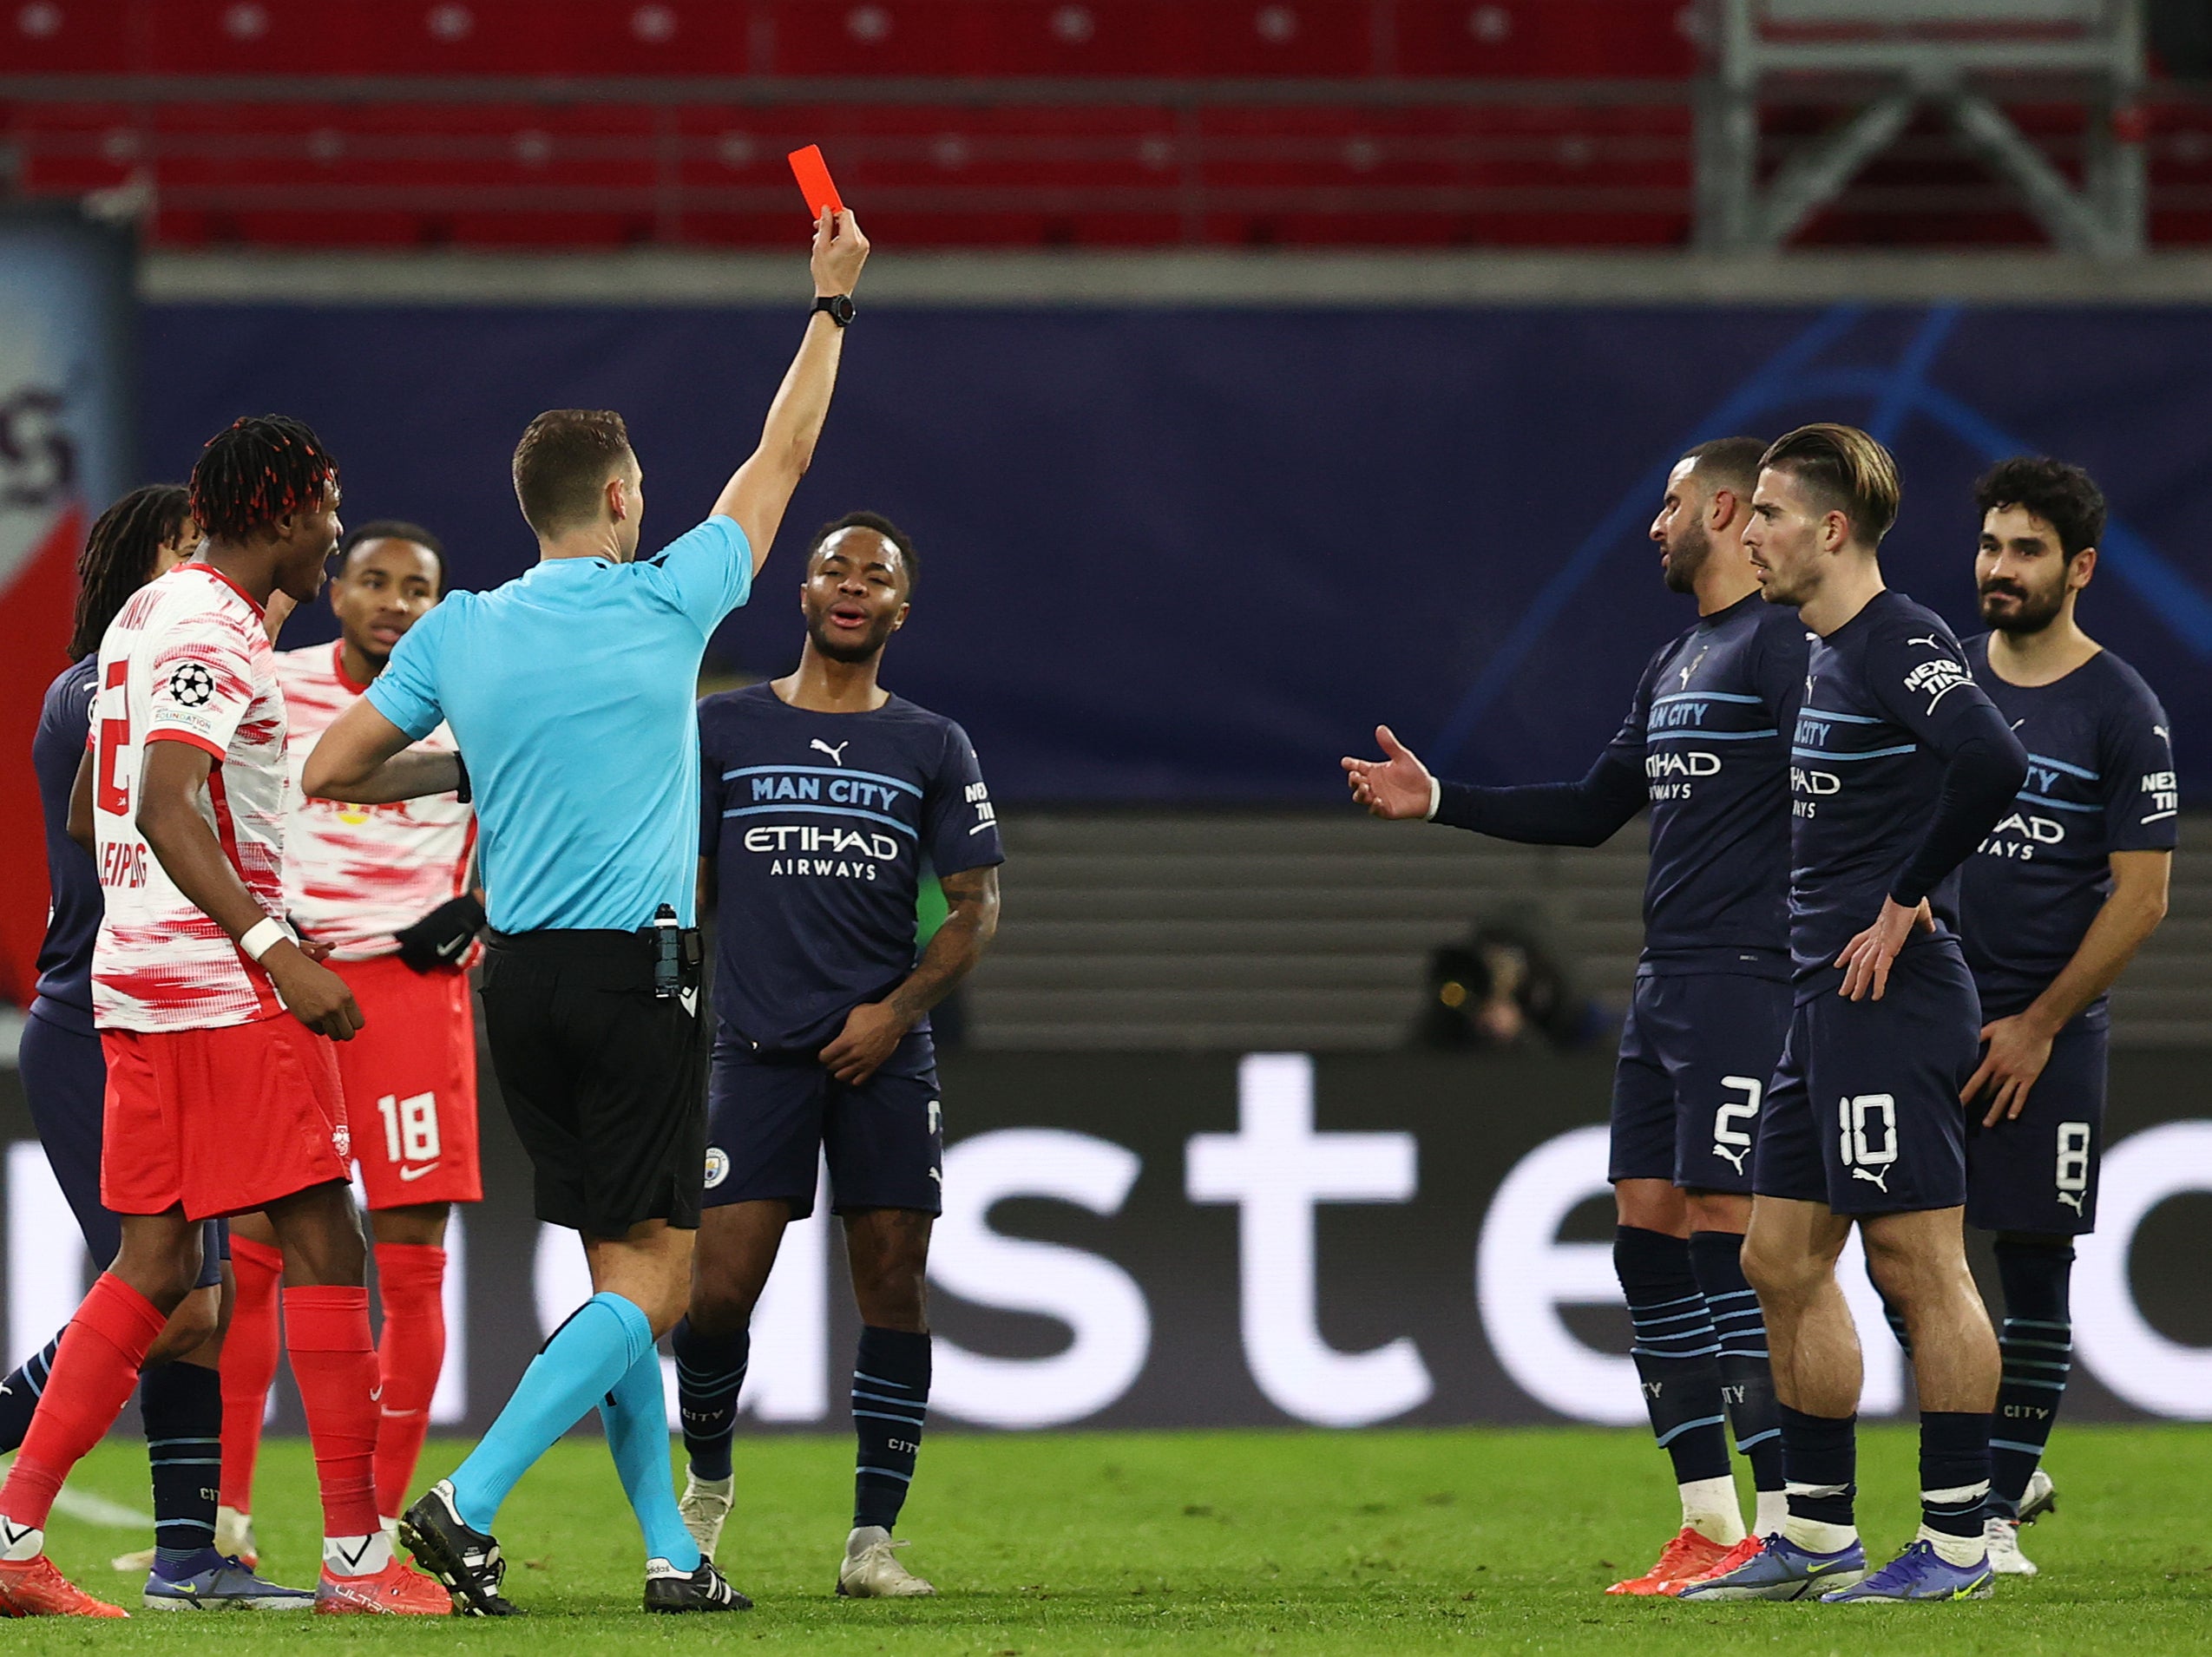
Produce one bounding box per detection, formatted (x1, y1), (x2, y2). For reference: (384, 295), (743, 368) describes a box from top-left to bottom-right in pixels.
(278, 641), (475, 960)
(90, 563), (289, 1032)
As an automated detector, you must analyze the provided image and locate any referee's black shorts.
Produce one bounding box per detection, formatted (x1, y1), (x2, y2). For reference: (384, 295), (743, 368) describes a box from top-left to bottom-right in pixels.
(479, 927), (706, 1235)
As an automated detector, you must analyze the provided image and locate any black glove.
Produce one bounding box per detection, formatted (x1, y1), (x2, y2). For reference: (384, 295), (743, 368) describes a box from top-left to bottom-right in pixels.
(393, 894), (486, 973)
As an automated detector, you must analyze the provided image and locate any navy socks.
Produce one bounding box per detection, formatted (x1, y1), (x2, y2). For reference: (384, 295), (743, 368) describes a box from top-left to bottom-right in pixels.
(1615, 1227), (1730, 1486)
(0, 1330), (62, 1455)
(1990, 1237), (2074, 1518)
(140, 1359), (223, 1576)
(1779, 1404), (1856, 1529)
(851, 1327), (929, 1533)
(671, 1318), (750, 1483)
(1688, 1229), (1784, 1498)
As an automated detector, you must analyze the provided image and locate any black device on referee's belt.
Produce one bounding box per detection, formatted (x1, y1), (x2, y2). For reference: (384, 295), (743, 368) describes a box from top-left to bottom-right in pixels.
(647, 902), (704, 999)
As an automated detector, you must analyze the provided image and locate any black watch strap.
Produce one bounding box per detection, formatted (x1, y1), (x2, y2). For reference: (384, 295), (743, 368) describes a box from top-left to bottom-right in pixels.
(813, 293), (857, 327)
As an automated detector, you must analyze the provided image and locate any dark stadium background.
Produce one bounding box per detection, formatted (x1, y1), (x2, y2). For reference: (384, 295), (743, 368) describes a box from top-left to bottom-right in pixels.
(3, 0), (2209, 1443)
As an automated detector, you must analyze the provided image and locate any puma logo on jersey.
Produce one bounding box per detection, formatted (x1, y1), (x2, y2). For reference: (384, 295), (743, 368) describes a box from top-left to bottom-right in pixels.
(1676, 645), (1709, 691)
(2058, 1190), (2085, 1215)
(811, 739), (850, 765)
(1851, 1165), (1892, 1193)
(1712, 1143), (1749, 1176)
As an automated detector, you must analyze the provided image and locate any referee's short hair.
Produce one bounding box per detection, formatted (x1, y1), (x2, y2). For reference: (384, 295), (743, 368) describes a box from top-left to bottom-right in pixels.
(811, 510), (918, 593)
(338, 519), (447, 592)
(512, 409), (634, 539)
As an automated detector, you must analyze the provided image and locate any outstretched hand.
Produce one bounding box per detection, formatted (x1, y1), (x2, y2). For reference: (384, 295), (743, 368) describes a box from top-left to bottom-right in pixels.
(1342, 724), (1435, 821)
(1835, 895), (1934, 1002)
(811, 207), (870, 298)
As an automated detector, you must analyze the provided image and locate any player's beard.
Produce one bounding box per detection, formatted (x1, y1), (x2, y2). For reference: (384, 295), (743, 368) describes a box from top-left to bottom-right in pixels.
(806, 610), (895, 665)
(1979, 577), (2065, 635)
(1660, 524), (1711, 594)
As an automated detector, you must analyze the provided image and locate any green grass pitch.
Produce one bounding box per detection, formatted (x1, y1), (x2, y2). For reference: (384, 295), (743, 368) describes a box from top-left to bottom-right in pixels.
(26, 1424), (2211, 1654)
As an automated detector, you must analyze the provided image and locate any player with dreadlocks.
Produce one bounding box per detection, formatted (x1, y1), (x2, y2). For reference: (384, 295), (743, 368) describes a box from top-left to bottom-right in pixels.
(0, 417), (450, 1618)
(8, 484), (314, 1609)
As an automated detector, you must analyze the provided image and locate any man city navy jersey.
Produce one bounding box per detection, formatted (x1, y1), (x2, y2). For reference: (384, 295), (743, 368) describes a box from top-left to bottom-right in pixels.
(30, 656), (101, 1032)
(1789, 591), (2020, 987)
(1960, 637), (2177, 1019)
(1436, 591), (1807, 973)
(699, 683), (1006, 1053)
(1623, 593), (1807, 971)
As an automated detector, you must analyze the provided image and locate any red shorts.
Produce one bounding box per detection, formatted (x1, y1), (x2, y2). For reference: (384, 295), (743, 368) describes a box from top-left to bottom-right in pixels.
(102, 1014), (350, 1221)
(330, 953), (482, 1209)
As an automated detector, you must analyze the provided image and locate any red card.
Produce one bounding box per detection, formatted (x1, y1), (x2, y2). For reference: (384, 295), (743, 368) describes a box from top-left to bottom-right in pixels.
(787, 145), (845, 220)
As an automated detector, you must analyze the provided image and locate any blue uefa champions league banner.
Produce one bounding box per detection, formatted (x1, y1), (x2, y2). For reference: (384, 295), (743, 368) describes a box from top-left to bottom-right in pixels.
(141, 302), (2212, 804)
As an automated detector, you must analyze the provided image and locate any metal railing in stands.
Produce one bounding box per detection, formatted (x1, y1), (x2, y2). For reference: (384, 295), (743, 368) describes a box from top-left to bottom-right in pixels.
(9, 73), (2212, 246)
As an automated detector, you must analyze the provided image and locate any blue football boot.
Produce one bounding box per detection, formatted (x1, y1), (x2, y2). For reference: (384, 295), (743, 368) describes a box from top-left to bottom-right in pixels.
(1676, 1532), (1868, 1601)
(143, 1551), (315, 1611)
(1821, 1538), (1995, 1602)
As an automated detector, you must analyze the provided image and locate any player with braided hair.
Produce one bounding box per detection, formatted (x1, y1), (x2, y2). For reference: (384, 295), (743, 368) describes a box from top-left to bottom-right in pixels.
(10, 483), (313, 1610)
(0, 418), (450, 1617)
(66, 485), (194, 660)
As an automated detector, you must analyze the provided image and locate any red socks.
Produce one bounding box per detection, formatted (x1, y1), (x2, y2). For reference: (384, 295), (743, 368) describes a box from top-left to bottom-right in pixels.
(0, 1274), (166, 1530)
(283, 1286), (383, 1539)
(371, 1243), (448, 1519)
(219, 1234), (284, 1514)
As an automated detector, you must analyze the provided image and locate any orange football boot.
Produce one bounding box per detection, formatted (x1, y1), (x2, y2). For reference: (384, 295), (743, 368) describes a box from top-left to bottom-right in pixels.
(313, 1558), (455, 1615)
(0, 1555), (129, 1617)
(1605, 1526), (1734, 1595)
(1659, 1531), (1764, 1596)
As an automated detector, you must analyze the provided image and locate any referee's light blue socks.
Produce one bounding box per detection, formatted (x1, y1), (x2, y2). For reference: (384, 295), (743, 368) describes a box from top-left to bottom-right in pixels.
(448, 1292), (652, 1533)
(599, 1344), (701, 1572)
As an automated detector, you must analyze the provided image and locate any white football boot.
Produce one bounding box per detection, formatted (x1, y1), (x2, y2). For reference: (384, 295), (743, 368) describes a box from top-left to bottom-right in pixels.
(2017, 1467), (2057, 1526)
(837, 1526), (935, 1597)
(1984, 1515), (2037, 1576)
(679, 1472), (734, 1562)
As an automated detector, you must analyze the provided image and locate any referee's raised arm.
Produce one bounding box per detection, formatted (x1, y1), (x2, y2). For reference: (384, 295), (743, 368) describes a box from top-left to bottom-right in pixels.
(340, 221), (879, 1616)
(715, 207), (870, 576)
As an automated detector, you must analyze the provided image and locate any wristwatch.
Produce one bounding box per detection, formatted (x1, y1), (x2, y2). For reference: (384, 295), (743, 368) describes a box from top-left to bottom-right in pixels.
(813, 294), (857, 327)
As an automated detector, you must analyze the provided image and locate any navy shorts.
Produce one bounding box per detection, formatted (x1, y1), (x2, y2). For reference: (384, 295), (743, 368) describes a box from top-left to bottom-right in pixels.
(18, 1005), (225, 1289)
(1754, 946), (1981, 1216)
(704, 1027), (943, 1220)
(1966, 1012), (2106, 1236)
(1610, 971), (1792, 1194)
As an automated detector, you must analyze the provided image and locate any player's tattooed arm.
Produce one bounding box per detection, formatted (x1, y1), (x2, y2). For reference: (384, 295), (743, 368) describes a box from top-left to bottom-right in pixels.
(302, 697), (463, 804)
(819, 864), (1001, 1086)
(1966, 848), (2171, 1123)
(137, 740), (364, 1040)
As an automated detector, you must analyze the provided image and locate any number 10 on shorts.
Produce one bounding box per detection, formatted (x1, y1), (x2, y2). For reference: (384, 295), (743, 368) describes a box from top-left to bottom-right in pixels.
(377, 1090), (442, 1166)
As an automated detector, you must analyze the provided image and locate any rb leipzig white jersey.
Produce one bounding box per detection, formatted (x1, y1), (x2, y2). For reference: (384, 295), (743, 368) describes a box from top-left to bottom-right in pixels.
(90, 564), (289, 1032)
(278, 641), (475, 960)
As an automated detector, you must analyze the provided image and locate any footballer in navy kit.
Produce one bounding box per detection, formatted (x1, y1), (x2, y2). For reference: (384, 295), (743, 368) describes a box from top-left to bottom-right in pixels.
(1953, 458), (2175, 1575)
(1345, 438), (1802, 1594)
(1686, 425), (2028, 1608)
(674, 512), (1003, 1601)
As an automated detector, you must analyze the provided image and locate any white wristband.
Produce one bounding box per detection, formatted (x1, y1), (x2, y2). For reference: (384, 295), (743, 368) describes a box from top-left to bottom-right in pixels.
(1425, 775), (1441, 822)
(240, 917), (292, 962)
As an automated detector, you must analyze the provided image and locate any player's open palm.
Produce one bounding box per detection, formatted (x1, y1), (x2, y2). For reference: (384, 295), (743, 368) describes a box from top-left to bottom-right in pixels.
(266, 944), (365, 1040)
(812, 207), (870, 297)
(1342, 725), (1434, 820)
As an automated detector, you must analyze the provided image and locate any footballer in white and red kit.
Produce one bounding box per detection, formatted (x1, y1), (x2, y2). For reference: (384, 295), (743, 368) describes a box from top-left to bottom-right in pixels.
(0, 416), (450, 1618)
(221, 519), (485, 1541)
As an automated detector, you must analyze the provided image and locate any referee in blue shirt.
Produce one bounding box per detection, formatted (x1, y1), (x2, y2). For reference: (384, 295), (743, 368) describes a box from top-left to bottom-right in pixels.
(304, 209), (870, 1615)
